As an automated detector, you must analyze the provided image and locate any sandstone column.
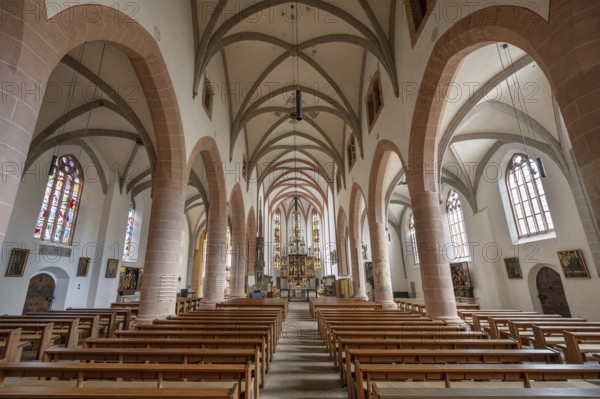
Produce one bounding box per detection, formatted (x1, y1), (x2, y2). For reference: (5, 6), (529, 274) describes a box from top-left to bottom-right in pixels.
(349, 235), (368, 300)
(367, 219), (396, 309)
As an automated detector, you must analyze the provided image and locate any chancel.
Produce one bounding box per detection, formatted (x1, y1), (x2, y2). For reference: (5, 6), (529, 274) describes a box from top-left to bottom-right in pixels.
(1, 1), (600, 398)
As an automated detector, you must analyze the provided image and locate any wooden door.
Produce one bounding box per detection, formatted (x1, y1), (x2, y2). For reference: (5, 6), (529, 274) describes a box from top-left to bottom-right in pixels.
(535, 267), (571, 317)
(22, 273), (55, 314)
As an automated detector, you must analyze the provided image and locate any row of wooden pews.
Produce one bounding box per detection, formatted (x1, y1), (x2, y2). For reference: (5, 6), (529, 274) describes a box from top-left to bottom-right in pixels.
(0, 299), (285, 398)
(313, 298), (600, 399)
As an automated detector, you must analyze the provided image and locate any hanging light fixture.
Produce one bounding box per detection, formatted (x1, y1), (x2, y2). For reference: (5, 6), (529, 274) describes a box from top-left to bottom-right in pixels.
(292, 2), (302, 121)
(497, 43), (547, 177)
(49, 44), (86, 176)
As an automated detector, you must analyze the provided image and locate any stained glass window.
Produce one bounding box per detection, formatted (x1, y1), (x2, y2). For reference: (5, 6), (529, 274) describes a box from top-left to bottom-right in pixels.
(446, 189), (470, 259)
(409, 213), (419, 264)
(123, 201), (135, 260)
(273, 210), (281, 269)
(506, 153), (554, 238)
(34, 154), (83, 245)
(312, 212), (321, 268)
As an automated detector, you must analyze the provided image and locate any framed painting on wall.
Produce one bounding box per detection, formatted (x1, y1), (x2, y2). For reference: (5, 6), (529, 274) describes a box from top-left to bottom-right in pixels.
(5, 248), (29, 277)
(557, 249), (590, 278)
(76, 257), (90, 277)
(504, 257), (522, 279)
(105, 258), (119, 278)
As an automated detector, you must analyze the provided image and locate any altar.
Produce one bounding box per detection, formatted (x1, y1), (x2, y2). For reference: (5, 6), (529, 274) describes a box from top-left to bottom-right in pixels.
(280, 287), (318, 302)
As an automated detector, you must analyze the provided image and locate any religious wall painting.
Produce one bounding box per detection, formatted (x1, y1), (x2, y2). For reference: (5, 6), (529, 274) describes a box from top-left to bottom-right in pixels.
(449, 262), (474, 298)
(503, 257), (522, 279)
(557, 250), (590, 278)
(118, 266), (144, 291)
(76, 257), (90, 277)
(5, 248), (29, 277)
(105, 258), (119, 278)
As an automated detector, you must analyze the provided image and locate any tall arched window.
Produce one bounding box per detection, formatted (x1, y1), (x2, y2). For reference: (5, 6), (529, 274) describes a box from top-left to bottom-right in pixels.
(446, 189), (470, 259)
(273, 210), (281, 269)
(34, 154), (83, 244)
(409, 213), (419, 264)
(312, 212), (321, 269)
(122, 201), (135, 260)
(506, 153), (554, 238)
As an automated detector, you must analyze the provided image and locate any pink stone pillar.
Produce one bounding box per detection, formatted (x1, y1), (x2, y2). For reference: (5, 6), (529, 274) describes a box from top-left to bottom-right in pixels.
(368, 220), (396, 309)
(412, 191), (461, 323)
(136, 176), (186, 324)
(349, 235), (368, 300)
(202, 207), (227, 303)
(229, 223), (246, 298)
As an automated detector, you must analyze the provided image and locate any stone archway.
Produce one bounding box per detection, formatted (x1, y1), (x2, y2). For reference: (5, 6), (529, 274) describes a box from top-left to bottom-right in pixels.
(349, 183), (369, 300)
(367, 140), (406, 309)
(246, 207), (257, 279)
(407, 2), (600, 275)
(228, 184), (246, 298)
(188, 137), (228, 304)
(1, 2), (187, 323)
(336, 208), (350, 276)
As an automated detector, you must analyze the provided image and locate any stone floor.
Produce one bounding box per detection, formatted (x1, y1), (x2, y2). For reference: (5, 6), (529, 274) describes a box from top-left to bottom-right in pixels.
(260, 302), (347, 398)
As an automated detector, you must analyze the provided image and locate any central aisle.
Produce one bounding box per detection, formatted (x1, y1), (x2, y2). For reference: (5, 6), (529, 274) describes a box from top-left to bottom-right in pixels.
(261, 301), (347, 398)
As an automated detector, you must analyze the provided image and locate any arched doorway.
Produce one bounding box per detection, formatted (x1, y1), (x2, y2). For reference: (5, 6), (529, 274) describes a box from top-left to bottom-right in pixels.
(22, 274), (56, 314)
(535, 267), (571, 317)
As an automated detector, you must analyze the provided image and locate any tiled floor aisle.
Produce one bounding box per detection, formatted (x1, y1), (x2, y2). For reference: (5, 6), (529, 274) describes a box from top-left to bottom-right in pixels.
(260, 302), (347, 398)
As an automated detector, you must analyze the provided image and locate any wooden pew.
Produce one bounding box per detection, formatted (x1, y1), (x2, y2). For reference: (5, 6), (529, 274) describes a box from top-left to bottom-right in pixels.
(116, 328), (274, 360)
(168, 312), (283, 337)
(310, 299), (383, 318)
(0, 362), (254, 399)
(487, 317), (587, 339)
(30, 311), (117, 338)
(353, 362), (600, 399)
(321, 320), (447, 343)
(372, 385), (600, 399)
(0, 323), (55, 361)
(0, 329), (23, 362)
(344, 348), (562, 395)
(560, 331), (600, 364)
(2, 314), (100, 340)
(532, 326), (600, 349)
(0, 319), (79, 349)
(83, 337), (268, 382)
(330, 330), (488, 369)
(44, 347), (261, 396)
(217, 299), (288, 320)
(0, 386), (238, 398)
(470, 312), (545, 331)
(66, 308), (132, 331)
(507, 320), (599, 347)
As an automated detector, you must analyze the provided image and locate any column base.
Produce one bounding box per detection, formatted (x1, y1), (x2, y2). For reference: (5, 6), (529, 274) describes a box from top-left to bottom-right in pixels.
(228, 289), (246, 298)
(198, 300), (218, 309)
(352, 294), (369, 301)
(378, 300), (398, 310)
(131, 313), (170, 327)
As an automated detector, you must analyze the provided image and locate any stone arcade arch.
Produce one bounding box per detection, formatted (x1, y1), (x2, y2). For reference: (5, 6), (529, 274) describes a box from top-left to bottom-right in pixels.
(0, 2), (187, 323)
(228, 184), (246, 298)
(188, 137), (228, 304)
(336, 209), (350, 277)
(367, 140), (406, 310)
(408, 2), (600, 278)
(349, 183), (369, 300)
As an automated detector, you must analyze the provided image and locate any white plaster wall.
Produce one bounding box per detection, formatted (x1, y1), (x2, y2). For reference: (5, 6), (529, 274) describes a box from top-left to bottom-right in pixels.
(0, 146), (108, 314)
(388, 227), (409, 292)
(474, 145), (600, 320)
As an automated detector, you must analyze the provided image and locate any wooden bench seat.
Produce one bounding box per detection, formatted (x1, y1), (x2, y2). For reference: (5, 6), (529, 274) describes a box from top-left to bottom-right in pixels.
(0, 362), (254, 399)
(29, 312), (118, 338)
(165, 314), (282, 337)
(0, 386), (238, 398)
(2, 315), (100, 340)
(506, 321), (599, 347)
(559, 332), (600, 364)
(44, 347), (262, 393)
(217, 299), (288, 319)
(469, 313), (545, 331)
(0, 319), (79, 349)
(83, 337), (268, 381)
(485, 317), (587, 340)
(477, 315), (565, 335)
(372, 385), (600, 398)
(0, 329), (23, 362)
(353, 362), (600, 399)
(343, 348), (562, 395)
(331, 330), (488, 368)
(0, 324), (56, 360)
(319, 319), (442, 340)
(532, 326), (600, 349)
